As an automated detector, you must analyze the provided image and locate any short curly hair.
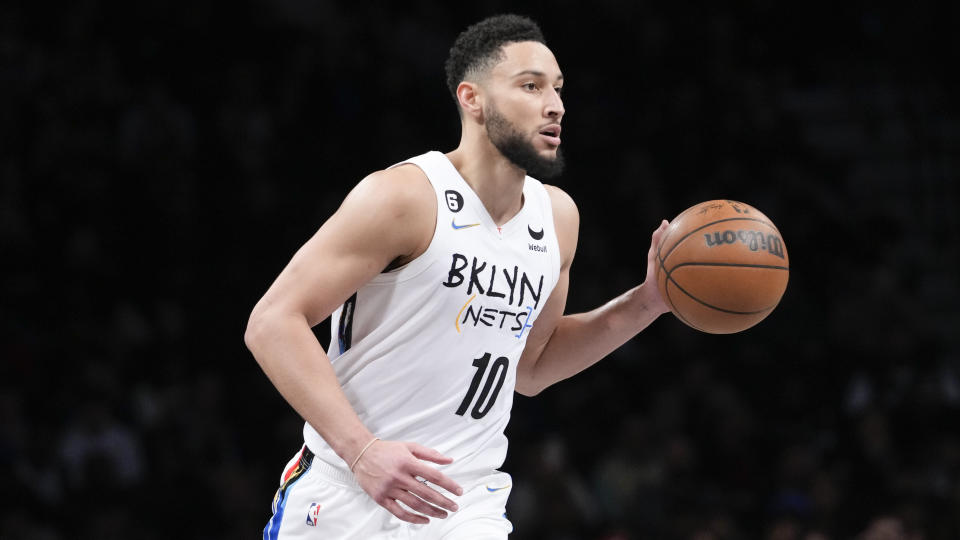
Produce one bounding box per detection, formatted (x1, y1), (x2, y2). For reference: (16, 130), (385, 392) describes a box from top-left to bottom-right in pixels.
(444, 14), (546, 106)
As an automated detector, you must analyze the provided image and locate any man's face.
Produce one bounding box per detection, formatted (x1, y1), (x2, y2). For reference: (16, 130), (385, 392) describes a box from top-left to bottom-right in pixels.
(481, 41), (566, 179)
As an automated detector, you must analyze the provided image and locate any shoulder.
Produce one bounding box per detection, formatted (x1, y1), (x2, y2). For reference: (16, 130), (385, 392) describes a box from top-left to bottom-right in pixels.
(542, 184), (579, 267)
(345, 163), (435, 218)
(332, 163), (436, 264)
(543, 184), (578, 223)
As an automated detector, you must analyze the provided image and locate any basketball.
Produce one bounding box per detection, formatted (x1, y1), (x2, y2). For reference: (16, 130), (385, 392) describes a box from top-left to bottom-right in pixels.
(655, 200), (790, 334)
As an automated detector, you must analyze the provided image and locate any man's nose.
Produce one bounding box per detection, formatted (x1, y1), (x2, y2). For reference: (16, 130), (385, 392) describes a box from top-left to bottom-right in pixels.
(545, 88), (564, 120)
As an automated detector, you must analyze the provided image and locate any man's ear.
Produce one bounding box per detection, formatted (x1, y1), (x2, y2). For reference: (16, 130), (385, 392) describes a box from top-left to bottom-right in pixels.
(456, 81), (484, 122)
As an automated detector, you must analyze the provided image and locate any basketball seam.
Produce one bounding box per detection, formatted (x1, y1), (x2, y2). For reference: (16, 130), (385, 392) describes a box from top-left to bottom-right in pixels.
(658, 252), (690, 326)
(663, 270), (780, 315)
(659, 251), (710, 332)
(664, 279), (709, 332)
(670, 262), (790, 271)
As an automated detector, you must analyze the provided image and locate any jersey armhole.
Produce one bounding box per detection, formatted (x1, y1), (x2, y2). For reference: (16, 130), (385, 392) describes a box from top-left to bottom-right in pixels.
(368, 160), (442, 284)
(538, 182), (563, 289)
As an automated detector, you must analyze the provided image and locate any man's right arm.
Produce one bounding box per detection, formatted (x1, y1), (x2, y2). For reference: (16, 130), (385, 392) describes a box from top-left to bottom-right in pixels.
(243, 165), (462, 523)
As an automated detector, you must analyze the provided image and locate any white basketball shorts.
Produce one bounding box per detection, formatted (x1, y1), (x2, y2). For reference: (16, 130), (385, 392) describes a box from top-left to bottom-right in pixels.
(263, 445), (514, 539)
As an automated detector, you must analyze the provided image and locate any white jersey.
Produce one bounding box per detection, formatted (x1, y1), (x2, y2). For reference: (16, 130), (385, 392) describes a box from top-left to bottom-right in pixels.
(304, 151), (562, 483)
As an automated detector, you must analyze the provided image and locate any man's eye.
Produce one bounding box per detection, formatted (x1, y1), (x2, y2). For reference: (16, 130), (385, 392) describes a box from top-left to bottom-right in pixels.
(554, 87), (563, 96)
(523, 83), (538, 91)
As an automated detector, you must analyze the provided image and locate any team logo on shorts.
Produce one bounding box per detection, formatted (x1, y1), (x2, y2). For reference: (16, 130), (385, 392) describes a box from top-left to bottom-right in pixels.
(305, 502), (321, 526)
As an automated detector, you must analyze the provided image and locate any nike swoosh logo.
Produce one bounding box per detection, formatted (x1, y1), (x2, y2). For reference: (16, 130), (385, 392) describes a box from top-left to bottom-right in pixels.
(452, 219), (480, 230)
(486, 484), (511, 492)
(528, 225), (544, 240)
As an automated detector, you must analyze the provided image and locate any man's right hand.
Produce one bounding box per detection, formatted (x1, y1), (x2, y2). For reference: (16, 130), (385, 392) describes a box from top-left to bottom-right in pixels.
(352, 439), (464, 524)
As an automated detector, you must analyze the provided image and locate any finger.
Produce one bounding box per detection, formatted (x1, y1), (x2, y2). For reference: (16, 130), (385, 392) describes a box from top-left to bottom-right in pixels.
(404, 477), (460, 512)
(407, 443), (454, 465)
(381, 497), (429, 525)
(410, 463), (463, 497)
(650, 220), (670, 254)
(394, 489), (449, 519)
(653, 219), (669, 239)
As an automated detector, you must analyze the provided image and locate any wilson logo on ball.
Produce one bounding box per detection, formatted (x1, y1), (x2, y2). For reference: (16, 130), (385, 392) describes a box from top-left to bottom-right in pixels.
(703, 230), (785, 259)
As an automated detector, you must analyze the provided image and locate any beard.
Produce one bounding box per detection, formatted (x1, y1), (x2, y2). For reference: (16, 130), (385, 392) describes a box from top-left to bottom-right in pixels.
(485, 104), (565, 179)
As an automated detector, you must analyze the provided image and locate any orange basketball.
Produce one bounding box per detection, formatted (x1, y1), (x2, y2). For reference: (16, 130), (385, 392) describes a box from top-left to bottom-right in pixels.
(655, 200), (789, 334)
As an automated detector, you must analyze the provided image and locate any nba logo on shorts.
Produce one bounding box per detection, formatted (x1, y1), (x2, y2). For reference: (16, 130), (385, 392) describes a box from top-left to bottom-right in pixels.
(305, 502), (321, 526)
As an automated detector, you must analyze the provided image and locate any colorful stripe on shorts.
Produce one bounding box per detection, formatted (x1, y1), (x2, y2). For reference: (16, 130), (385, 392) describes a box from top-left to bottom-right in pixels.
(264, 446), (314, 540)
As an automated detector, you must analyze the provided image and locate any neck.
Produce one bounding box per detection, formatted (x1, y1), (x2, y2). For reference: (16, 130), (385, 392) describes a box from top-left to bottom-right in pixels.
(446, 129), (525, 226)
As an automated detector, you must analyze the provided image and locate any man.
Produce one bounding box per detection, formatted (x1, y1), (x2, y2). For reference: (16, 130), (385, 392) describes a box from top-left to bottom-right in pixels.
(245, 14), (670, 539)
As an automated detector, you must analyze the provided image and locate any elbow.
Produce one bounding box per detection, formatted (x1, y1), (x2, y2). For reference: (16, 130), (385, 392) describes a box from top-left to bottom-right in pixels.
(243, 317), (258, 351)
(244, 307), (270, 354)
(244, 306), (308, 365)
(244, 310), (279, 373)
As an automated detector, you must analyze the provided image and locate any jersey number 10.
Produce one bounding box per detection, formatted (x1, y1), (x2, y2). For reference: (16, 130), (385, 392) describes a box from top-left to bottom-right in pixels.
(455, 353), (508, 419)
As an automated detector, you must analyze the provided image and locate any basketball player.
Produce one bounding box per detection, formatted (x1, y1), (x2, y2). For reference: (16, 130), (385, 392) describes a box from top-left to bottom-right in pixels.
(245, 14), (670, 539)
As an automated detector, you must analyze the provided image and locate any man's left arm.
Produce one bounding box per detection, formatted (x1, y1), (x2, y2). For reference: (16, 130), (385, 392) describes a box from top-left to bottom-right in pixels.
(515, 186), (670, 396)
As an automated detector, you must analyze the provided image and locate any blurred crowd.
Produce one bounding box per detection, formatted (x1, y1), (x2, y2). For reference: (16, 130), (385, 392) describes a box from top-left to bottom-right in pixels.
(2, 1), (958, 539)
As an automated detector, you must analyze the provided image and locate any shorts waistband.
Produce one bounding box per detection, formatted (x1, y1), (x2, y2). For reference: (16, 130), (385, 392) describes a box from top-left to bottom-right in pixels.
(304, 444), (503, 492)
(308, 451), (362, 489)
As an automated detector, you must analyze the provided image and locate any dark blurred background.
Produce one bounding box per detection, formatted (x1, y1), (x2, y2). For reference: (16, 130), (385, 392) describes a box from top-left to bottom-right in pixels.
(2, 1), (959, 539)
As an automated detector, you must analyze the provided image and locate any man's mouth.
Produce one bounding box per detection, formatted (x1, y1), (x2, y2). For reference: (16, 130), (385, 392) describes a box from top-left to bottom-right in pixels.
(538, 124), (562, 146)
